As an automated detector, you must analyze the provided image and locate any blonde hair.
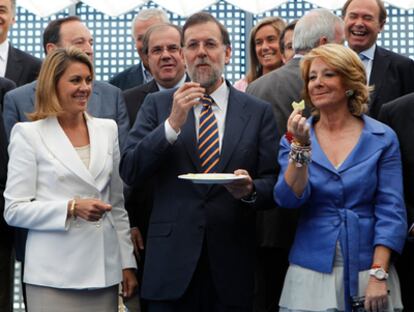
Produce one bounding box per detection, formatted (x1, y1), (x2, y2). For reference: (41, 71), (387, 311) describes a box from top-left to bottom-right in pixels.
(29, 47), (94, 121)
(300, 43), (370, 116)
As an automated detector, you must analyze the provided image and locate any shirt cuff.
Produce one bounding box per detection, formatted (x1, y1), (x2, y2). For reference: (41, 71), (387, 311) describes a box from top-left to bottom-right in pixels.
(164, 119), (180, 144)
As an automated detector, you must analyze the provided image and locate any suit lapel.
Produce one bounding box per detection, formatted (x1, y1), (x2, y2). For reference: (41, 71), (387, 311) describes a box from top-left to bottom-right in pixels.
(39, 116), (98, 190)
(369, 47), (390, 109)
(217, 87), (250, 173)
(86, 81), (101, 117)
(338, 115), (385, 173)
(5, 46), (22, 84)
(86, 115), (109, 181)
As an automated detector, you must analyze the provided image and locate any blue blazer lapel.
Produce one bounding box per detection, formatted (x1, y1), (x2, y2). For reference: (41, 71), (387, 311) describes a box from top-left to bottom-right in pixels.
(308, 120), (337, 174)
(338, 115), (386, 173)
(217, 86), (251, 173)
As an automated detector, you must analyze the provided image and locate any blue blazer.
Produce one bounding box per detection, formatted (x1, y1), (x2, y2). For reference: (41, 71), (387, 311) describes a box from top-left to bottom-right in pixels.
(120, 83), (279, 307)
(2, 80), (129, 149)
(274, 115), (407, 299)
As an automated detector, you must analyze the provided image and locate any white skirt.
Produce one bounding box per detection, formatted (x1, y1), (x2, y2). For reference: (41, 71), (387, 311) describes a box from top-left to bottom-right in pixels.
(279, 244), (403, 312)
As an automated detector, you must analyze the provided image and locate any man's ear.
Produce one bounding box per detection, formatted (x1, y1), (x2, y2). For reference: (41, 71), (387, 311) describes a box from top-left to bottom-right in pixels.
(45, 43), (58, 55)
(224, 45), (232, 65)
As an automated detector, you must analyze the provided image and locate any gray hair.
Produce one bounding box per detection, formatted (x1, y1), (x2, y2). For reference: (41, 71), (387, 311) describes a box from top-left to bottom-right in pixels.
(293, 8), (344, 54)
(131, 8), (170, 39)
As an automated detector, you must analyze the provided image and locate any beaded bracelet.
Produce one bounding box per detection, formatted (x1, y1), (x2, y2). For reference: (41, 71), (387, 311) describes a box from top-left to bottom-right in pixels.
(288, 141), (312, 167)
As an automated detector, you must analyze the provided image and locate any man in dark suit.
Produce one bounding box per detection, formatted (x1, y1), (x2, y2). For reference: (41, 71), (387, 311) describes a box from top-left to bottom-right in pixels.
(342, 0), (414, 119)
(120, 12), (278, 312)
(124, 23), (187, 125)
(378, 96), (414, 311)
(0, 0), (41, 86)
(0, 77), (15, 312)
(246, 9), (344, 311)
(109, 9), (169, 90)
(123, 23), (187, 312)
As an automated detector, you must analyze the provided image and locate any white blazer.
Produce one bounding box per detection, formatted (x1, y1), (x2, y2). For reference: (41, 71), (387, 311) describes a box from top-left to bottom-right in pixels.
(4, 115), (136, 289)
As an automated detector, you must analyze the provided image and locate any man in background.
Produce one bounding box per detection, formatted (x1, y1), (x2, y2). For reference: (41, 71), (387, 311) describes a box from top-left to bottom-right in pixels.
(342, 0), (414, 118)
(0, 0), (41, 86)
(109, 8), (169, 90)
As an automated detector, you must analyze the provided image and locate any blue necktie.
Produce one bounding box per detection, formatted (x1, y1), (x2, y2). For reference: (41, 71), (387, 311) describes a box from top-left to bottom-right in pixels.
(198, 95), (220, 173)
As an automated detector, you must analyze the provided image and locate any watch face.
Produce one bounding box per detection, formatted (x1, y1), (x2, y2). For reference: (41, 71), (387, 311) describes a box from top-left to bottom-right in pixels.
(375, 270), (386, 279)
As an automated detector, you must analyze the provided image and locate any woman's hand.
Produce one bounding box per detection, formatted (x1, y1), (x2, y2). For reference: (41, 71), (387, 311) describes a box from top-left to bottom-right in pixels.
(364, 277), (388, 312)
(287, 108), (310, 144)
(121, 268), (138, 299)
(67, 198), (112, 221)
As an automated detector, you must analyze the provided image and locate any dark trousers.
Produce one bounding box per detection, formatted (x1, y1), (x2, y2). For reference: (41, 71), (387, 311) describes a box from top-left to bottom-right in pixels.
(0, 242), (13, 312)
(253, 247), (289, 312)
(147, 243), (252, 312)
(396, 241), (414, 312)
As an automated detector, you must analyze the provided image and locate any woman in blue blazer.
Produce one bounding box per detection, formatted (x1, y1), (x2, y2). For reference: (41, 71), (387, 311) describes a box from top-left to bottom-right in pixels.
(274, 44), (407, 312)
(4, 48), (137, 312)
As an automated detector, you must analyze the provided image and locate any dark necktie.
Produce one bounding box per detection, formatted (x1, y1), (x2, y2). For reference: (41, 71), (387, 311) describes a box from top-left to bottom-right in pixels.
(198, 95), (220, 173)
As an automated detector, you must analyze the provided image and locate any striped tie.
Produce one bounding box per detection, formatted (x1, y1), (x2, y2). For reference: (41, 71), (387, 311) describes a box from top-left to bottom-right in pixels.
(198, 95), (220, 173)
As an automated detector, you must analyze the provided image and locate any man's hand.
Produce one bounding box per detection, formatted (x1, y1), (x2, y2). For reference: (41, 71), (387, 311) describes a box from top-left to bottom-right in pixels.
(168, 82), (205, 132)
(121, 268), (138, 299)
(130, 227), (144, 259)
(224, 169), (254, 199)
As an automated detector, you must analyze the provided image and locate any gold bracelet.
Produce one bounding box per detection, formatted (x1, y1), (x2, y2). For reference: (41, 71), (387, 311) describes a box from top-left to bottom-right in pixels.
(69, 199), (77, 219)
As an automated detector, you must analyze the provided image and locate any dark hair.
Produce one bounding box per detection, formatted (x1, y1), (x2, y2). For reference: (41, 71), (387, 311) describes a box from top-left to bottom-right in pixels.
(182, 12), (230, 47)
(42, 16), (82, 54)
(142, 23), (183, 55)
(280, 20), (297, 55)
(342, 0), (387, 25)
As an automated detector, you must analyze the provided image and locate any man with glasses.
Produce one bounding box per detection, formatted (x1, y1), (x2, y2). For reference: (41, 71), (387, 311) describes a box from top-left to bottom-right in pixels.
(122, 23), (188, 312)
(120, 12), (278, 312)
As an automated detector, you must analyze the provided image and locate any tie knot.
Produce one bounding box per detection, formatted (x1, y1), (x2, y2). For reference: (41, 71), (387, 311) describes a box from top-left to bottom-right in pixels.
(201, 95), (214, 107)
(359, 53), (368, 61)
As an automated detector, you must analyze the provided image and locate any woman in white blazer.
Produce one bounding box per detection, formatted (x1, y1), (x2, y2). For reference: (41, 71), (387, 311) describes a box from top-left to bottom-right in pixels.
(4, 47), (137, 312)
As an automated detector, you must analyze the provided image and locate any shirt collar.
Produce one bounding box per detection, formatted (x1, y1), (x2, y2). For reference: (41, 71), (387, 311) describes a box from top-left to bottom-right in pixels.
(157, 73), (186, 91)
(207, 79), (229, 111)
(0, 40), (9, 61)
(140, 62), (153, 83)
(359, 44), (376, 61)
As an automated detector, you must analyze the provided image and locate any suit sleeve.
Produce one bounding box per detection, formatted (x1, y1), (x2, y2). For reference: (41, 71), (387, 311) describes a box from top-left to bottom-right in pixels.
(4, 124), (68, 231)
(120, 94), (171, 186)
(251, 103), (280, 209)
(2, 92), (20, 139)
(108, 122), (136, 269)
(114, 88), (130, 151)
(373, 129), (407, 253)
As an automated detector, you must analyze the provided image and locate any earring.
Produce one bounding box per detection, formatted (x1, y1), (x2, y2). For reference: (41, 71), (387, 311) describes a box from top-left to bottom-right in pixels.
(345, 90), (354, 97)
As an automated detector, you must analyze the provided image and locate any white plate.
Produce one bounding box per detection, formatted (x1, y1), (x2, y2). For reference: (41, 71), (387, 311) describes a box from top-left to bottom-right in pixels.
(178, 173), (246, 184)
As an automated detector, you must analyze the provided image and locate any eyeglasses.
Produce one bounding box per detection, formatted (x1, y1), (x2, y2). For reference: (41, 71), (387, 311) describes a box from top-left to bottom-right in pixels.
(149, 44), (181, 56)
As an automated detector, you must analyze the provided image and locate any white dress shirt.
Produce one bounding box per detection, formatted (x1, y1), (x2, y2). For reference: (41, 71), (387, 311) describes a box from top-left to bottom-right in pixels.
(0, 40), (10, 77)
(358, 44), (376, 83)
(165, 79), (229, 151)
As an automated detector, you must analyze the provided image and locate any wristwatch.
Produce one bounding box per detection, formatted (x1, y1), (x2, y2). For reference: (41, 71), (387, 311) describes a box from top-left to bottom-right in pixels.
(369, 267), (389, 280)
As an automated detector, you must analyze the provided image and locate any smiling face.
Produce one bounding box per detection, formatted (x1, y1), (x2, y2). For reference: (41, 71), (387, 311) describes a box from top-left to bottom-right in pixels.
(0, 0), (14, 43)
(56, 20), (94, 61)
(254, 24), (282, 74)
(57, 61), (92, 116)
(183, 21), (231, 94)
(344, 0), (383, 53)
(282, 28), (294, 63)
(307, 58), (347, 112)
(147, 26), (185, 88)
